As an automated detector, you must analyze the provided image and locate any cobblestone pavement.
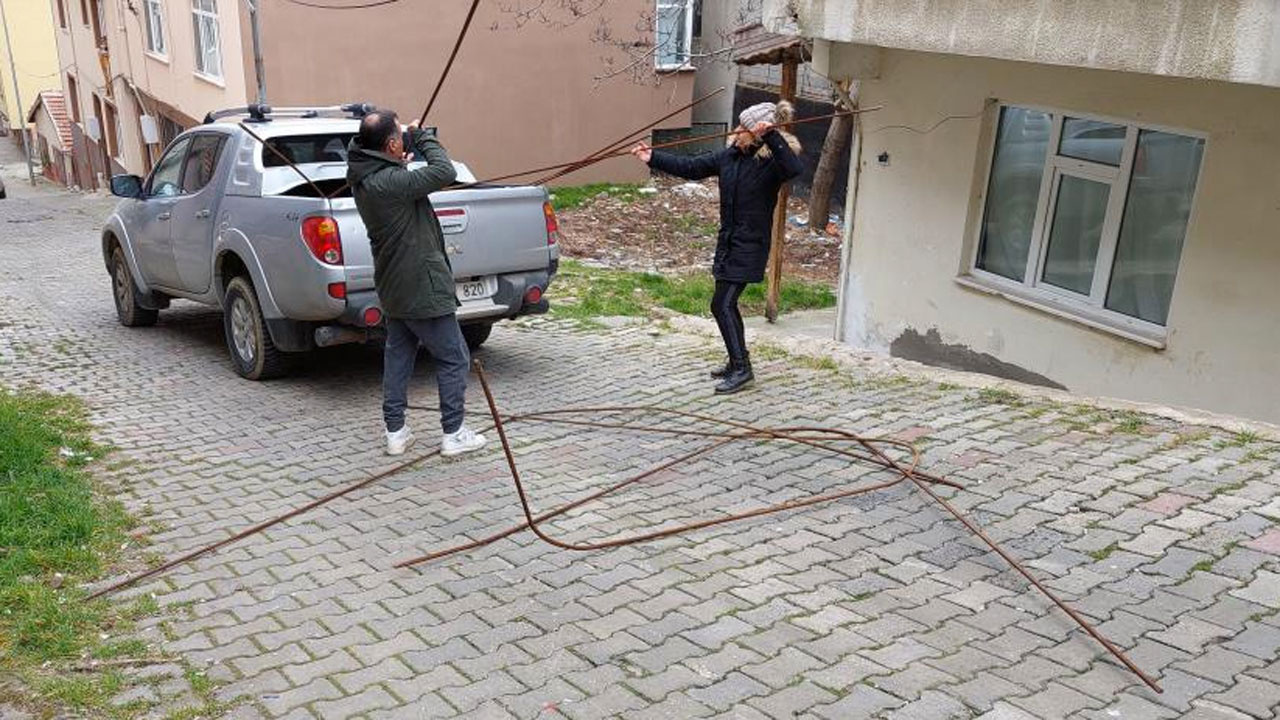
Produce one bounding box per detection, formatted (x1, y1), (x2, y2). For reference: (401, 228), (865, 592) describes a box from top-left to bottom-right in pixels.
(2, 173), (1279, 719)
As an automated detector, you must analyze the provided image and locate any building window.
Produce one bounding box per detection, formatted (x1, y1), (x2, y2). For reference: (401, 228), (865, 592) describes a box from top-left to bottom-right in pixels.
(56, 0), (68, 29)
(970, 105), (1204, 336)
(66, 74), (81, 123)
(180, 134), (225, 194)
(79, 0), (88, 26)
(89, 0), (107, 48)
(103, 100), (121, 159)
(144, 0), (167, 55)
(191, 0), (222, 79)
(654, 0), (693, 70)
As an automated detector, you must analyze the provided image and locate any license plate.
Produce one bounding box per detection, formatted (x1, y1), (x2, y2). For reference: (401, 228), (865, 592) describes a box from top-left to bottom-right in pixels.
(456, 278), (495, 301)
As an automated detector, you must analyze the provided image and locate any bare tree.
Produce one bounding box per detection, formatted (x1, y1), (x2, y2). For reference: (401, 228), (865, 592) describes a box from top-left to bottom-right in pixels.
(490, 0), (738, 87)
(808, 82), (852, 232)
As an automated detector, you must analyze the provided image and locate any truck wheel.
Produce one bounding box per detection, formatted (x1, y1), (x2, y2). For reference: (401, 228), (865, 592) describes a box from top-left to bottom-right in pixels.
(223, 276), (290, 380)
(461, 322), (493, 350)
(110, 246), (158, 327)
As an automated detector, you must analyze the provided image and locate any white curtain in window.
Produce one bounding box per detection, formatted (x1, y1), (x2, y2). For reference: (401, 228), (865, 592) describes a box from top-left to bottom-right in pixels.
(145, 0), (166, 54)
(192, 0), (222, 78)
(655, 0), (690, 68)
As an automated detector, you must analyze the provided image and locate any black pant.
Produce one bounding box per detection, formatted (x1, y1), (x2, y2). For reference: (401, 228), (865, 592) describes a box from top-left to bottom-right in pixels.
(711, 279), (748, 360)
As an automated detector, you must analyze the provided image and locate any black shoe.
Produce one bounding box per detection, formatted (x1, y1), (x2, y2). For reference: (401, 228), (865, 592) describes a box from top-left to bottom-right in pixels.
(710, 359), (732, 379)
(714, 357), (754, 394)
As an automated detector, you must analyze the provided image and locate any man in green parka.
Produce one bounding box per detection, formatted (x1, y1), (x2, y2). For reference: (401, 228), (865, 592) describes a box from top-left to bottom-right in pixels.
(347, 110), (486, 458)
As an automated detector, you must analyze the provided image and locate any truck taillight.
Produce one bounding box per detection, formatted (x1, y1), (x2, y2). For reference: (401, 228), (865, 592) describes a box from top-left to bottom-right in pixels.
(302, 216), (343, 265)
(543, 202), (559, 246)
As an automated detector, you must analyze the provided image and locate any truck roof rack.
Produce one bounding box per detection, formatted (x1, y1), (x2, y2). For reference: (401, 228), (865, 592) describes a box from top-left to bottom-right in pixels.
(203, 103), (376, 125)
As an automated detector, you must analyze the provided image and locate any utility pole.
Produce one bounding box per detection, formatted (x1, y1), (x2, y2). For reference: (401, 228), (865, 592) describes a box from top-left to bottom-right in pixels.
(244, 0), (266, 105)
(0, 0), (37, 185)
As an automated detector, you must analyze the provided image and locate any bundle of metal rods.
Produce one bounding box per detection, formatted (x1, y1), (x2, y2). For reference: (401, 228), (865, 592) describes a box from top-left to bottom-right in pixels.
(87, 359), (1161, 694)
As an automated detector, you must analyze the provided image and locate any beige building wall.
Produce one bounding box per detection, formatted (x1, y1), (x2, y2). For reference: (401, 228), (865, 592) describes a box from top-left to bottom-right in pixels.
(254, 0), (695, 186)
(839, 48), (1280, 423)
(767, 0), (1280, 89)
(0, 0), (61, 131)
(52, 0), (247, 181)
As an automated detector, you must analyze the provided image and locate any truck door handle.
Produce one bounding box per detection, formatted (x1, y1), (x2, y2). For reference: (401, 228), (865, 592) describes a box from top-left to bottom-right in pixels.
(195, 209), (211, 219)
(157, 212), (171, 220)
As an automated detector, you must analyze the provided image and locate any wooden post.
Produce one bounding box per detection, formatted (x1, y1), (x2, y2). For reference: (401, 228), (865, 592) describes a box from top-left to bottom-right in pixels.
(765, 58), (798, 323)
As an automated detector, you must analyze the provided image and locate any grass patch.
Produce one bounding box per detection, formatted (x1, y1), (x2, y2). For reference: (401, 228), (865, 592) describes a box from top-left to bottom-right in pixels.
(0, 390), (160, 716)
(1217, 430), (1263, 450)
(1210, 479), (1249, 498)
(1088, 543), (1119, 562)
(975, 387), (1022, 406)
(1165, 430), (1211, 450)
(1111, 411), (1148, 435)
(1242, 448), (1275, 463)
(797, 355), (840, 372)
(936, 382), (961, 392)
(1189, 559), (1215, 576)
(549, 259), (836, 321)
(548, 183), (645, 211)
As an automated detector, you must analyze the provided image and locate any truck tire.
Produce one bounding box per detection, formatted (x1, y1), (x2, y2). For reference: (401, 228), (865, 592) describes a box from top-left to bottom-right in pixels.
(223, 276), (291, 380)
(110, 246), (158, 327)
(461, 322), (493, 350)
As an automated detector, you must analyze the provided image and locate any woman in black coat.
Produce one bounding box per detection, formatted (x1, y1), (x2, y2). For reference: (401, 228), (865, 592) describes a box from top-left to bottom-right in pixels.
(631, 101), (804, 394)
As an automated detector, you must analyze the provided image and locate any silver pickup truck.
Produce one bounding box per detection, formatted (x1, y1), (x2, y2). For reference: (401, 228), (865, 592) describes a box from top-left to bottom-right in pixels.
(103, 104), (559, 379)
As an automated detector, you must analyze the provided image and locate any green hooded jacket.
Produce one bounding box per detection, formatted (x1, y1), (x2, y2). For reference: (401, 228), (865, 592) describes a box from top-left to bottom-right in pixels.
(346, 128), (459, 319)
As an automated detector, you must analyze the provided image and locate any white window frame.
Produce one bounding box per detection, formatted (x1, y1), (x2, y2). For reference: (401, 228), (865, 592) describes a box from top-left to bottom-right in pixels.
(144, 0), (167, 58)
(959, 103), (1207, 349)
(191, 0), (222, 81)
(654, 0), (694, 71)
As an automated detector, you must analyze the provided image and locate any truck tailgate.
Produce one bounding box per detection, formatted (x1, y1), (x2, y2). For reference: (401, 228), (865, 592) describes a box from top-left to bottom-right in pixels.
(331, 186), (551, 293)
(431, 185), (552, 279)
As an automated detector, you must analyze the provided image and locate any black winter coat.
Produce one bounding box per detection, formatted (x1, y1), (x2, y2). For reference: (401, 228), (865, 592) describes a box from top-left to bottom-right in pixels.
(648, 130), (803, 283)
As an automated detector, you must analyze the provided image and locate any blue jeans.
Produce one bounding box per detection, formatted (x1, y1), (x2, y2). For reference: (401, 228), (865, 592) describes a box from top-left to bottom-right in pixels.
(383, 315), (469, 434)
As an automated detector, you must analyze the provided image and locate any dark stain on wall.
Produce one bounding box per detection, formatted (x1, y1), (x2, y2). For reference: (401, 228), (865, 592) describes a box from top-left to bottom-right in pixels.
(891, 327), (1068, 391)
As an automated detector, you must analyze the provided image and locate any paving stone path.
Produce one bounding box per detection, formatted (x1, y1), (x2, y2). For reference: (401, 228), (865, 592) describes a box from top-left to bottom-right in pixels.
(2, 171), (1278, 719)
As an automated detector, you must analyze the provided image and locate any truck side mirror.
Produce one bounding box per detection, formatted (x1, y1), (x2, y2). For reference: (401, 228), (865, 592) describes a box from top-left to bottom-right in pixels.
(110, 174), (144, 199)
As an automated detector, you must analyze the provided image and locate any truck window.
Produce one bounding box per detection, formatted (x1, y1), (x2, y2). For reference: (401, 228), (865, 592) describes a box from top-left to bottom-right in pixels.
(148, 135), (193, 197)
(181, 134), (227, 194)
(263, 134), (353, 167)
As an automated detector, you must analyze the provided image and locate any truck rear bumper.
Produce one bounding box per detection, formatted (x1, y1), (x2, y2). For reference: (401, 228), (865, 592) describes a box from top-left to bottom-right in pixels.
(307, 268), (554, 348)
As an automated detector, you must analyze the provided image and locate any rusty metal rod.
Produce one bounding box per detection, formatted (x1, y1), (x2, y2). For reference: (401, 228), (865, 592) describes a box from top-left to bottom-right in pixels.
(418, 0), (482, 127)
(466, 361), (922, 554)
(395, 417), (964, 568)
(321, 83), (724, 201)
(393, 360), (1159, 693)
(238, 122), (327, 201)
(529, 86), (726, 186)
(82, 436), (485, 601)
(506, 410), (962, 490)
(395, 437), (736, 567)
(460, 106), (884, 188)
(904, 471), (1164, 693)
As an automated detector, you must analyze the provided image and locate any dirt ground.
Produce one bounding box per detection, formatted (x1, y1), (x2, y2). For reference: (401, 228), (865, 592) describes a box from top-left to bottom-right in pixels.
(554, 176), (843, 285)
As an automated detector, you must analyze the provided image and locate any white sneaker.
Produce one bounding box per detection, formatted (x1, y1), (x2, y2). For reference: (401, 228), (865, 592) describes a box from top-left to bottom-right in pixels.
(442, 425), (486, 457)
(386, 425), (415, 456)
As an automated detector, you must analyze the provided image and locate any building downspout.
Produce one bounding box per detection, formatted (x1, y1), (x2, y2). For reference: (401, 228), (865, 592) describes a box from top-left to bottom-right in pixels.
(832, 79), (860, 344)
(245, 0), (265, 105)
(0, 0), (37, 185)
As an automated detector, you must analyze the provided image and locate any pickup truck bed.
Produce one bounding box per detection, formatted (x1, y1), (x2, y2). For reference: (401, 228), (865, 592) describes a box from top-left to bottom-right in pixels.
(102, 112), (559, 379)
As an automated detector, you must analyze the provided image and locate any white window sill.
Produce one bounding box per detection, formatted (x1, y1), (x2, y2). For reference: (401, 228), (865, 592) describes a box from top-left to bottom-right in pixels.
(655, 63), (696, 73)
(954, 273), (1168, 350)
(193, 71), (225, 88)
(145, 51), (170, 64)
